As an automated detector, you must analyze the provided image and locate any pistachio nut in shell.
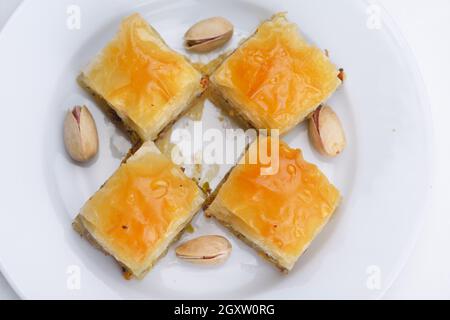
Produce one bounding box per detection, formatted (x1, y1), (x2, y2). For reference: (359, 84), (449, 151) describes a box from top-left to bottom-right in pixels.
(64, 106), (99, 162)
(184, 17), (234, 53)
(309, 105), (346, 157)
(175, 235), (232, 265)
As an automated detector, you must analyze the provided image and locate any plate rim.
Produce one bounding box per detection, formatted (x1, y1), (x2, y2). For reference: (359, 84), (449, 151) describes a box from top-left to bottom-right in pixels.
(0, 0), (32, 299)
(0, 0), (434, 299)
(362, 0), (435, 299)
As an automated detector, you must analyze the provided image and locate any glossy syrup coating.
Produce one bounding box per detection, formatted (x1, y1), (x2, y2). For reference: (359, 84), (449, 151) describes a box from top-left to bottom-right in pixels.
(81, 153), (201, 265)
(213, 14), (341, 132)
(84, 14), (201, 133)
(216, 138), (340, 258)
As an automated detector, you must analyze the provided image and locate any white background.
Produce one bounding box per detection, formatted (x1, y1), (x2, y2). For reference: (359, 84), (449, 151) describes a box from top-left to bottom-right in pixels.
(0, 0), (449, 299)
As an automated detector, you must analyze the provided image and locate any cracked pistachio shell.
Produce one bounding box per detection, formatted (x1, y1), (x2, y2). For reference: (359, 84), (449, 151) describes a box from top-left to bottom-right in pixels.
(64, 106), (99, 162)
(184, 17), (234, 52)
(176, 235), (232, 265)
(309, 106), (346, 157)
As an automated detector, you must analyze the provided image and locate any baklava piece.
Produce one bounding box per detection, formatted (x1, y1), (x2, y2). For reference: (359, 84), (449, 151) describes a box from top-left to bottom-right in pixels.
(205, 137), (340, 271)
(80, 14), (204, 141)
(210, 13), (341, 134)
(73, 141), (205, 278)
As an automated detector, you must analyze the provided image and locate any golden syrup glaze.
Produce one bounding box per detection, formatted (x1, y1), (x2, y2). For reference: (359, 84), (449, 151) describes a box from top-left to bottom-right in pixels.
(81, 152), (201, 265)
(216, 137), (340, 257)
(84, 14), (200, 131)
(213, 14), (341, 130)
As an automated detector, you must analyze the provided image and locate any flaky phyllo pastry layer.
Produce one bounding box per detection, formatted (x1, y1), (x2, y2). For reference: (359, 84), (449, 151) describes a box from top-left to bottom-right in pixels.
(210, 13), (341, 134)
(205, 137), (340, 271)
(81, 14), (204, 141)
(74, 142), (205, 278)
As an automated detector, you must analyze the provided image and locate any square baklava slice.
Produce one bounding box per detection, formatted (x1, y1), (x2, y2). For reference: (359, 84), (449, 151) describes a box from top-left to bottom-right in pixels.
(210, 13), (341, 135)
(73, 141), (205, 278)
(80, 14), (204, 141)
(205, 137), (340, 271)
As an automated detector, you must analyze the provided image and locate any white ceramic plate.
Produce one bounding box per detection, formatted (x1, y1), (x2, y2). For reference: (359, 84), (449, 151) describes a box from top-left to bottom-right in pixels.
(0, 0), (432, 299)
